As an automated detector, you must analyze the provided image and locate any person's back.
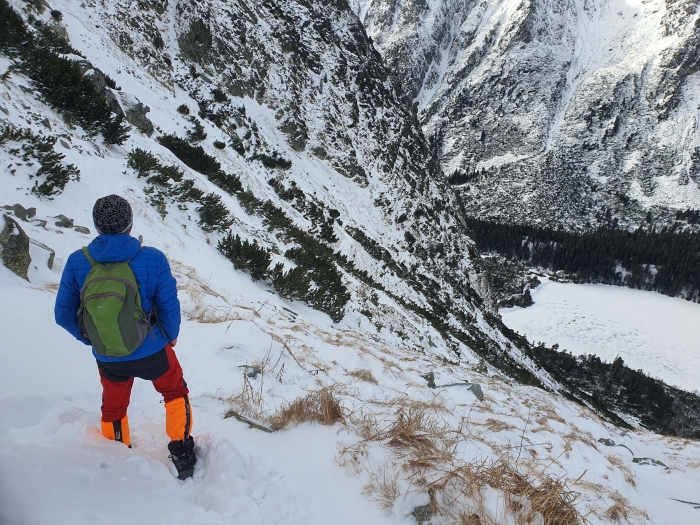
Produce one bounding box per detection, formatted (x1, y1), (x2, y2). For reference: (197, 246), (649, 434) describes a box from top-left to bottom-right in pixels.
(55, 195), (196, 480)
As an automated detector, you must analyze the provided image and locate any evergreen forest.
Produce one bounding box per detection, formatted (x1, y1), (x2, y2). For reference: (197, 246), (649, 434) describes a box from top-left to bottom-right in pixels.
(465, 217), (700, 302)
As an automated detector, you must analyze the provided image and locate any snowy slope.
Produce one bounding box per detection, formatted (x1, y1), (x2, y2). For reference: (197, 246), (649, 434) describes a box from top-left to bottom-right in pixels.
(502, 279), (700, 392)
(356, 0), (700, 229)
(1, 1), (700, 524)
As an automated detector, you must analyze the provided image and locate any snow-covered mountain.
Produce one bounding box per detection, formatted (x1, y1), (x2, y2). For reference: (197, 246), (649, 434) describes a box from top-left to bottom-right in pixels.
(354, 0), (700, 229)
(2, 0), (700, 523)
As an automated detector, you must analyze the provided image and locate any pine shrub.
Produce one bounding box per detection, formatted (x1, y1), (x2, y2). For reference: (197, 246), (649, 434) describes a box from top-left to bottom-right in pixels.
(157, 134), (221, 176)
(157, 133), (242, 195)
(26, 134), (80, 196)
(197, 192), (233, 232)
(101, 114), (130, 145)
(250, 151), (292, 170)
(3, 125), (80, 197)
(271, 264), (312, 301)
(0, 2), (120, 139)
(218, 232), (271, 281)
(186, 119), (207, 142)
(127, 148), (160, 177)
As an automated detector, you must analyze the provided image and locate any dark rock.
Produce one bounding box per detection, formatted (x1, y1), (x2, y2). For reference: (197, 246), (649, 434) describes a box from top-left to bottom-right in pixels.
(179, 19), (213, 63)
(468, 383), (484, 401)
(238, 365), (262, 379)
(40, 118), (52, 130)
(73, 226), (91, 234)
(54, 214), (74, 228)
(3, 204), (36, 222)
(0, 215), (32, 280)
(411, 503), (433, 525)
(633, 457), (668, 468)
(117, 92), (154, 136)
(498, 289), (534, 309)
(420, 371), (436, 389)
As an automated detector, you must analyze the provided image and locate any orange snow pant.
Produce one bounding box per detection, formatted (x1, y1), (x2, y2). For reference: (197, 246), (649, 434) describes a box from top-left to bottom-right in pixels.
(97, 344), (192, 447)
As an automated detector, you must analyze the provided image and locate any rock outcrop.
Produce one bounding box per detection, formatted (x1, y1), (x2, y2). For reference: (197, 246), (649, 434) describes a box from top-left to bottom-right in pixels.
(0, 214), (31, 280)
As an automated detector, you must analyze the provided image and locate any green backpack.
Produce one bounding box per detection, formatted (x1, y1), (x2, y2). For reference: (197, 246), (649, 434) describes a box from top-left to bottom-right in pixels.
(78, 247), (152, 357)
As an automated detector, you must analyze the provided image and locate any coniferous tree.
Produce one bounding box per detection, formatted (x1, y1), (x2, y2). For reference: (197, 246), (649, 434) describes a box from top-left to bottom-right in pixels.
(101, 114), (130, 145)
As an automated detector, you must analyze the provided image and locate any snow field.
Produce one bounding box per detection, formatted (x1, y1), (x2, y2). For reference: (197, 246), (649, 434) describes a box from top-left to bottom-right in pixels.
(501, 278), (700, 392)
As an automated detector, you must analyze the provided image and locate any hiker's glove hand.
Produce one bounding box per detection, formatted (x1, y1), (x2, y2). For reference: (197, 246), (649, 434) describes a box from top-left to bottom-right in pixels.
(170, 339), (178, 347)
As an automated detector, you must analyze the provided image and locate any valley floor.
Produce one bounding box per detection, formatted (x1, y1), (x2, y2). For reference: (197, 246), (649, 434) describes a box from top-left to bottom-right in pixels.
(501, 279), (700, 393)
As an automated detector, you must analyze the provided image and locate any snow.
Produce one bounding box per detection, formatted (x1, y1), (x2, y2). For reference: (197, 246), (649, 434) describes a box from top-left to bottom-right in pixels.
(501, 278), (700, 392)
(1, 1), (700, 523)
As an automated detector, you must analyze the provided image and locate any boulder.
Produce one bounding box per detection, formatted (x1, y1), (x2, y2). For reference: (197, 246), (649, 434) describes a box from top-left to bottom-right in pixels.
(3, 203), (36, 222)
(54, 214), (74, 228)
(420, 371), (436, 389)
(0, 215), (32, 280)
(411, 503), (433, 525)
(117, 92), (154, 137)
(467, 383), (484, 401)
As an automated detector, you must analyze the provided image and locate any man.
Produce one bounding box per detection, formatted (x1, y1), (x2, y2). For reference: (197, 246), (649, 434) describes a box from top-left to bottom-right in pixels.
(55, 194), (196, 480)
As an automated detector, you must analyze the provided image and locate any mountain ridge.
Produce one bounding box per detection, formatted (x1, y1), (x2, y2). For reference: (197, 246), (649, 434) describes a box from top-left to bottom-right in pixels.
(356, 0), (700, 230)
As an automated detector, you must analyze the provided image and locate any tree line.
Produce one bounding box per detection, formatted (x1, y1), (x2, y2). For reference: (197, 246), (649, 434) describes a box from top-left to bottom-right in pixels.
(465, 217), (700, 301)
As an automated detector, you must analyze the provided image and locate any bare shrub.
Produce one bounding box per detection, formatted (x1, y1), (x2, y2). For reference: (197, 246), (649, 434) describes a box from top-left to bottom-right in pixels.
(269, 389), (345, 431)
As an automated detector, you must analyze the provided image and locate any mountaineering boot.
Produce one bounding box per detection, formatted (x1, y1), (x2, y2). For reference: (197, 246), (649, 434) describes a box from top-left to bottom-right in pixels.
(168, 436), (196, 480)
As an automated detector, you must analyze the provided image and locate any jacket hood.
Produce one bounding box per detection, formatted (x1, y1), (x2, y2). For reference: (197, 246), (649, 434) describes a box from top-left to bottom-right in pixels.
(87, 234), (141, 263)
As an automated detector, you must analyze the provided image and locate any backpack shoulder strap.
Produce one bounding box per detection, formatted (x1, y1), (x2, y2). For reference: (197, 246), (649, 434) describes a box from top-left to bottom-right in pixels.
(82, 247), (97, 267)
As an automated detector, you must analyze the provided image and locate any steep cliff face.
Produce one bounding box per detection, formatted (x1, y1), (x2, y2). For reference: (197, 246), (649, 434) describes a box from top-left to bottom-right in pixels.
(355, 0), (700, 229)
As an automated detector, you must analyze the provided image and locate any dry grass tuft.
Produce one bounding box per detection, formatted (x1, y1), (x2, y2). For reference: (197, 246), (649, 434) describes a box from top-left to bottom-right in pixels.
(363, 468), (401, 510)
(187, 305), (245, 324)
(431, 458), (582, 525)
(605, 456), (637, 488)
(269, 389), (345, 431)
(604, 492), (630, 522)
(339, 405), (587, 525)
(483, 418), (518, 433)
(386, 408), (441, 457)
(347, 368), (379, 384)
(37, 282), (60, 293)
(602, 491), (648, 523)
(457, 511), (483, 525)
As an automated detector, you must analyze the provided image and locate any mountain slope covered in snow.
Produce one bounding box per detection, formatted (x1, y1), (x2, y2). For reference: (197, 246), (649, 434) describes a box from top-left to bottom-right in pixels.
(1, 0), (700, 523)
(355, 0), (700, 229)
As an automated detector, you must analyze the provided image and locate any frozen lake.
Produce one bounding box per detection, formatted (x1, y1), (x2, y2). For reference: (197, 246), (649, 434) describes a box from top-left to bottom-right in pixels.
(501, 279), (700, 392)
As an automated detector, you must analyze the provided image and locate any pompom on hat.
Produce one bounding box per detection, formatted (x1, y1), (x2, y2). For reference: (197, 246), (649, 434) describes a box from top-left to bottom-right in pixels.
(93, 195), (133, 234)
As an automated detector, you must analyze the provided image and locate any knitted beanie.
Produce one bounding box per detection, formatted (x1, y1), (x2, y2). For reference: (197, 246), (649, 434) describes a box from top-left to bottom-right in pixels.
(93, 195), (133, 234)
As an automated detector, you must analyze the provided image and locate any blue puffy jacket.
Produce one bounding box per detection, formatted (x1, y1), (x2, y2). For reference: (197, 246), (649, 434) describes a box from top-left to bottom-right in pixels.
(55, 234), (181, 362)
